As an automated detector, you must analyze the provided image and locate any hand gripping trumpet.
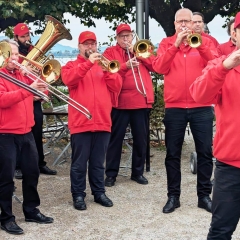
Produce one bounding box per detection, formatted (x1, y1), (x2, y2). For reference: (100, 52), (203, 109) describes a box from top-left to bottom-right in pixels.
(89, 50), (120, 73)
(181, 27), (202, 48)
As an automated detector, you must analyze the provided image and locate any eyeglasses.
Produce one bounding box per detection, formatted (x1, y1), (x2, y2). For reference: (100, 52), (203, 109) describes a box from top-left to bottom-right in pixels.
(81, 42), (97, 47)
(193, 21), (203, 24)
(176, 19), (192, 24)
(118, 34), (132, 39)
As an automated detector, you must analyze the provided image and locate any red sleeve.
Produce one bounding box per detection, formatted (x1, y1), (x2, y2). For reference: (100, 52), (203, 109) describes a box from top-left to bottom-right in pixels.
(137, 54), (156, 72)
(152, 38), (179, 75)
(189, 56), (229, 105)
(0, 78), (32, 108)
(61, 59), (94, 88)
(196, 36), (218, 62)
(103, 47), (129, 76)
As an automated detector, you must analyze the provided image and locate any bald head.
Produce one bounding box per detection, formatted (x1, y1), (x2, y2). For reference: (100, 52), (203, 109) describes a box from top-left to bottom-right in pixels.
(175, 8), (193, 21)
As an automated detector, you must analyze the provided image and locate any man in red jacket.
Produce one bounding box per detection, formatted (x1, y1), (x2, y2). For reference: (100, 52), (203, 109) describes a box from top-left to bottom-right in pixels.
(61, 31), (122, 210)
(103, 23), (155, 187)
(217, 18), (236, 56)
(13, 23), (57, 178)
(153, 8), (217, 214)
(190, 11), (240, 240)
(0, 39), (53, 235)
(192, 12), (219, 47)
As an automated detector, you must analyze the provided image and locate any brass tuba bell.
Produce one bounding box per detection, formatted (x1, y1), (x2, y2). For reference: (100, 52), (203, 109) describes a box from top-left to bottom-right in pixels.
(21, 15), (72, 84)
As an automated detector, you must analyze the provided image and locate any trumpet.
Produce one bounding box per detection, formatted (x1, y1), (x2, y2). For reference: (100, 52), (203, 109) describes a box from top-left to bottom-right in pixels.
(187, 33), (202, 48)
(89, 50), (120, 73)
(12, 60), (92, 120)
(0, 41), (49, 102)
(180, 27), (202, 48)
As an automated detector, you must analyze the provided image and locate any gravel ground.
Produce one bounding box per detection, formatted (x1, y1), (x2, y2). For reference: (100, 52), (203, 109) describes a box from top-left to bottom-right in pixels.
(3, 133), (240, 240)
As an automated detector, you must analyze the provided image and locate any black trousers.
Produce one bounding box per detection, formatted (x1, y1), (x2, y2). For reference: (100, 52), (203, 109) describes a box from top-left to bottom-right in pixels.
(70, 132), (110, 200)
(105, 108), (150, 178)
(0, 132), (40, 224)
(207, 161), (240, 240)
(163, 107), (214, 198)
(16, 101), (46, 169)
(32, 101), (46, 167)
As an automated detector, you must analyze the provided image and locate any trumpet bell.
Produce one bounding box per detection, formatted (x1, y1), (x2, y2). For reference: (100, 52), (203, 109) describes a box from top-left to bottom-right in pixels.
(107, 60), (120, 73)
(133, 39), (154, 58)
(0, 42), (12, 67)
(99, 55), (120, 73)
(187, 33), (202, 48)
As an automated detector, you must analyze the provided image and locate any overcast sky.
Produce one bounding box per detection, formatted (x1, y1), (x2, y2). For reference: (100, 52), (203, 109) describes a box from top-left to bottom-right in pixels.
(56, 13), (230, 48)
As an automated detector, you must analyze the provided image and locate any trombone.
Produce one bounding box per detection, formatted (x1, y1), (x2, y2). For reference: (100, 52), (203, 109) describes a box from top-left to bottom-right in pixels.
(0, 42), (49, 102)
(125, 33), (154, 97)
(0, 71), (49, 102)
(12, 60), (92, 120)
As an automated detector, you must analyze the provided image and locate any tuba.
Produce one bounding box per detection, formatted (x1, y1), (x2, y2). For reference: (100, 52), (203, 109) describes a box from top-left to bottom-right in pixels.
(22, 15), (72, 84)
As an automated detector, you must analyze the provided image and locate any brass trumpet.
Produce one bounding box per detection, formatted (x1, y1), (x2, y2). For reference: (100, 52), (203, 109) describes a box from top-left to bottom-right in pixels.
(89, 50), (120, 73)
(99, 55), (120, 73)
(187, 33), (202, 48)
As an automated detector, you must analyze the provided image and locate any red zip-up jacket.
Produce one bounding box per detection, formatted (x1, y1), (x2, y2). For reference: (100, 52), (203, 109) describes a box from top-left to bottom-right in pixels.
(217, 39), (236, 56)
(103, 44), (154, 109)
(152, 34), (218, 108)
(189, 55), (240, 168)
(0, 68), (35, 134)
(202, 32), (219, 47)
(61, 55), (122, 134)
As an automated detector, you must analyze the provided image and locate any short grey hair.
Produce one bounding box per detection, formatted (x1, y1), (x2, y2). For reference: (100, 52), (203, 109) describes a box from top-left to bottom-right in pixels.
(175, 8), (193, 21)
(0, 38), (19, 47)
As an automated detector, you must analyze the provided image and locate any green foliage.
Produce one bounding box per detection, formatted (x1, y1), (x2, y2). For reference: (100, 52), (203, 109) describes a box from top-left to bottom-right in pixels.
(1, 0), (239, 38)
(150, 72), (165, 131)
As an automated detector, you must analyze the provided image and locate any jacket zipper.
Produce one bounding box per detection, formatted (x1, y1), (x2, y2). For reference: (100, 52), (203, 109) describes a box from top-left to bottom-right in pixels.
(184, 53), (188, 108)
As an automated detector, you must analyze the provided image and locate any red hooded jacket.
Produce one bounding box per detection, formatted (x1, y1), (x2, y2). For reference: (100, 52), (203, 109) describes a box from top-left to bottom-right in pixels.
(190, 55), (240, 168)
(0, 68), (35, 134)
(103, 44), (154, 109)
(153, 34), (218, 108)
(217, 39), (236, 56)
(61, 55), (122, 134)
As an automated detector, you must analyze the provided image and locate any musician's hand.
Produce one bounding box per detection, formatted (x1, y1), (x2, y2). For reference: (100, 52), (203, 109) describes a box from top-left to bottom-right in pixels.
(33, 96), (41, 101)
(30, 81), (47, 92)
(174, 29), (190, 48)
(19, 65), (35, 76)
(126, 57), (139, 69)
(223, 49), (240, 69)
(89, 52), (101, 63)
